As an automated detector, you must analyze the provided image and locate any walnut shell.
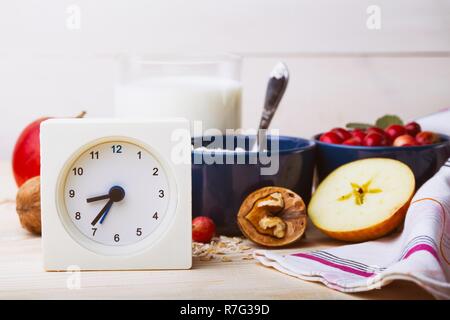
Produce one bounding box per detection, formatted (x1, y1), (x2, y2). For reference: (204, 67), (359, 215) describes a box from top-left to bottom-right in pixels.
(237, 186), (306, 247)
(16, 176), (41, 235)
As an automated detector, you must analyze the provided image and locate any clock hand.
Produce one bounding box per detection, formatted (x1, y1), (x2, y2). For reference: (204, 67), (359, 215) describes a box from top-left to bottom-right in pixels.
(89, 186), (126, 226)
(99, 204), (112, 224)
(91, 199), (113, 226)
(86, 194), (110, 203)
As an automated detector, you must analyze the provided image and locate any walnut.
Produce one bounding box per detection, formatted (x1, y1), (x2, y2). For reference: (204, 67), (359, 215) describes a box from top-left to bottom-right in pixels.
(259, 216), (286, 238)
(237, 186), (306, 247)
(245, 192), (286, 238)
(16, 176), (41, 235)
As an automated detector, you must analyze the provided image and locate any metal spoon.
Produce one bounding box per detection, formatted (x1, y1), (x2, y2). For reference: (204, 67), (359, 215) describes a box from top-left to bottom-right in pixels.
(253, 62), (289, 151)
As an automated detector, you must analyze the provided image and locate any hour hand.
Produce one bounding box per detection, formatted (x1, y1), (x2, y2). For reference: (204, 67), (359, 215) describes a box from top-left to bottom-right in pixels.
(86, 194), (110, 203)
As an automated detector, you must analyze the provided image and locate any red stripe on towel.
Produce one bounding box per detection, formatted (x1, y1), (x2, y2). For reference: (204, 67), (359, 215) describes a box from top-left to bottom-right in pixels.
(403, 243), (440, 262)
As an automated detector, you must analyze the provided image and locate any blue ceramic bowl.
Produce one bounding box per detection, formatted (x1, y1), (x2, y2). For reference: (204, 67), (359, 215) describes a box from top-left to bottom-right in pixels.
(314, 133), (450, 188)
(192, 135), (316, 236)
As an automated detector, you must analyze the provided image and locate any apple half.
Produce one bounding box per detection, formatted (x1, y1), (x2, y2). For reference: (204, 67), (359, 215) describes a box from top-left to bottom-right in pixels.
(308, 158), (415, 242)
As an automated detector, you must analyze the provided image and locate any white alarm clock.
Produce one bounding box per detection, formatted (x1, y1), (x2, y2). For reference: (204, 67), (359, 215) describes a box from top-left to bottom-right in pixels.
(40, 118), (192, 271)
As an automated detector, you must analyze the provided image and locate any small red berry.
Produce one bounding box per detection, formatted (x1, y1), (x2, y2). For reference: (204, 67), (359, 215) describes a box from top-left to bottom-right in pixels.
(367, 127), (382, 135)
(416, 131), (439, 145)
(342, 137), (362, 146)
(363, 132), (389, 147)
(367, 127), (387, 136)
(351, 129), (366, 141)
(367, 127), (392, 145)
(319, 131), (343, 144)
(405, 122), (421, 137)
(192, 216), (216, 243)
(393, 134), (418, 147)
(331, 128), (352, 141)
(385, 124), (407, 141)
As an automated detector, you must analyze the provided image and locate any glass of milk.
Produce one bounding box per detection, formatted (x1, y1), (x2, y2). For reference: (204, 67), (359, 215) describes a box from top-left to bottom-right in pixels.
(114, 53), (242, 134)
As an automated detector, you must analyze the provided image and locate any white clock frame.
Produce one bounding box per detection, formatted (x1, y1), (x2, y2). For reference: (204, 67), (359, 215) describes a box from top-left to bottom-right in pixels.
(40, 118), (192, 271)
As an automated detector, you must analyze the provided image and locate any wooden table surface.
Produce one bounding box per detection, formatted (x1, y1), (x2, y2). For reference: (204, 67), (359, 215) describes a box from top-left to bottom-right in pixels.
(0, 162), (434, 299)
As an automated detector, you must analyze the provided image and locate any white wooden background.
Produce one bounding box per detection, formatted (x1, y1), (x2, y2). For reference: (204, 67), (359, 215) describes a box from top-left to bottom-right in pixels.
(0, 0), (449, 159)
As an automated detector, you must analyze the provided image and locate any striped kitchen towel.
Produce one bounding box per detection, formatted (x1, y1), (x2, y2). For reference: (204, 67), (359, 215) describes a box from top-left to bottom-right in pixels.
(254, 158), (450, 299)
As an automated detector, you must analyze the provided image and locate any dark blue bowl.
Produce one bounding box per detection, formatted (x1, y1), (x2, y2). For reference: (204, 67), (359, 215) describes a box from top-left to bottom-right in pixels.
(314, 134), (450, 188)
(192, 135), (316, 236)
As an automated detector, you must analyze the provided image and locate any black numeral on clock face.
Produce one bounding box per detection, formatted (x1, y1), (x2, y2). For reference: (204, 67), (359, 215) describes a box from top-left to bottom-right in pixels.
(153, 167), (159, 176)
(114, 234), (120, 242)
(90, 151), (99, 159)
(158, 190), (164, 198)
(153, 212), (159, 220)
(136, 228), (142, 236)
(75, 212), (81, 220)
(92, 228), (97, 236)
(111, 145), (122, 153)
(69, 189), (75, 198)
(72, 167), (83, 176)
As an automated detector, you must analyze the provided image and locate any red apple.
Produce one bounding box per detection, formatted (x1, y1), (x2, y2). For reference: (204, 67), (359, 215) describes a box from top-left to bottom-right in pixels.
(12, 111), (86, 187)
(351, 129), (366, 141)
(363, 133), (388, 147)
(12, 117), (49, 187)
(343, 137), (362, 146)
(331, 128), (352, 141)
(393, 134), (418, 147)
(405, 122), (421, 137)
(416, 131), (439, 145)
(320, 131), (343, 144)
(192, 216), (216, 243)
(385, 124), (406, 141)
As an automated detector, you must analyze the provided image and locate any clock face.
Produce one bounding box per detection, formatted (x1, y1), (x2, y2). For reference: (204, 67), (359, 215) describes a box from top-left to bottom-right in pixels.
(62, 140), (169, 246)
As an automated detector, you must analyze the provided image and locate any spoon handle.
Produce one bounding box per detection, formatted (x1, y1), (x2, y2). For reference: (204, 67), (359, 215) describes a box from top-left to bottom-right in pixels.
(259, 73), (289, 129)
(257, 62), (289, 148)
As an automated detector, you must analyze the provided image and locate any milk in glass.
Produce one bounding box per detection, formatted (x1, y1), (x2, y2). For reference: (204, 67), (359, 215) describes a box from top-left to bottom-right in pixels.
(115, 75), (242, 133)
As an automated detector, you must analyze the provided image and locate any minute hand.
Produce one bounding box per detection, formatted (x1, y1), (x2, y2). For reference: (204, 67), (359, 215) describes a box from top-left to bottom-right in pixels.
(91, 199), (113, 226)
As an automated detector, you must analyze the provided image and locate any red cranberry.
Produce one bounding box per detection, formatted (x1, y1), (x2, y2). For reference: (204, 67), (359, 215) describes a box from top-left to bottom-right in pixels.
(192, 216), (216, 243)
(351, 129), (366, 141)
(363, 132), (388, 147)
(343, 137), (362, 146)
(405, 122), (421, 137)
(320, 131), (343, 144)
(385, 124), (406, 141)
(367, 127), (386, 136)
(393, 134), (418, 147)
(331, 128), (352, 141)
(416, 131), (439, 145)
